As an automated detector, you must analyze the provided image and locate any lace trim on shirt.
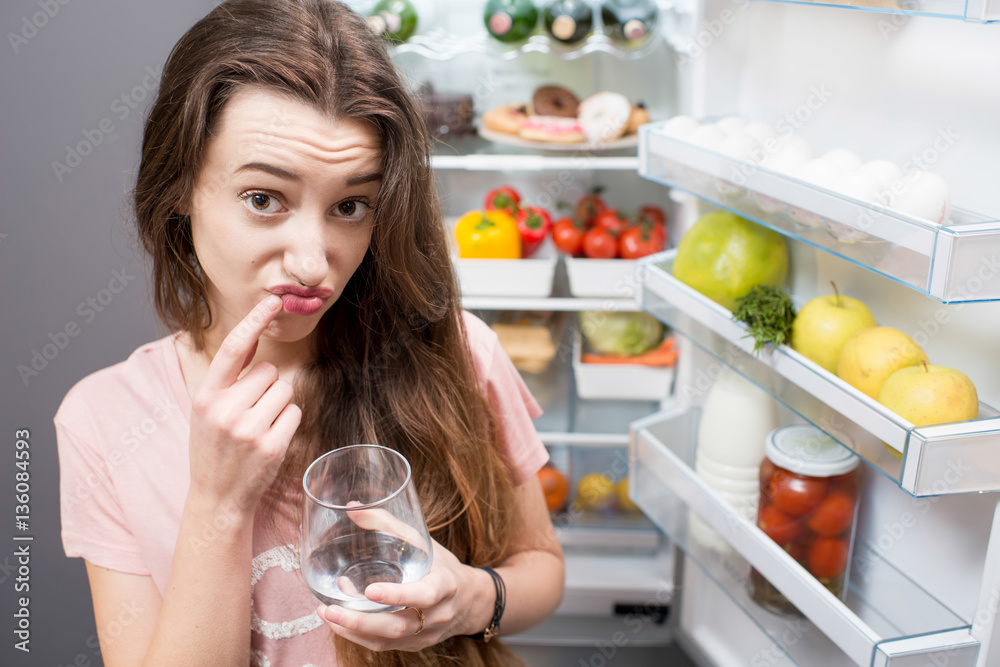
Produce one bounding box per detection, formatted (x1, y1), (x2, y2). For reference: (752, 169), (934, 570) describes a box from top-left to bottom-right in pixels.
(250, 544), (324, 640)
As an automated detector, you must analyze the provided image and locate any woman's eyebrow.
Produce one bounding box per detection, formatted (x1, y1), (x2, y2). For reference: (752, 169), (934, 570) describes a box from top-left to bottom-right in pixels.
(234, 162), (382, 186)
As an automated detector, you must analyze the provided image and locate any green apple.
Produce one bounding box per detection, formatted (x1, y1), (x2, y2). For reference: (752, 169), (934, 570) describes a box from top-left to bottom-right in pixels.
(878, 361), (979, 427)
(791, 289), (876, 374)
(837, 326), (928, 399)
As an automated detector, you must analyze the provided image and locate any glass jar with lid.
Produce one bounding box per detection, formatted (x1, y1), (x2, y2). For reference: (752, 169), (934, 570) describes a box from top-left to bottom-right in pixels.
(749, 424), (860, 617)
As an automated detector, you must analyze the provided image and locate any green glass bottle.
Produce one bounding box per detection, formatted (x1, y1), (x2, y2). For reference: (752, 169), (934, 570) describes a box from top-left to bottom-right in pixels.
(543, 0), (593, 45)
(601, 0), (658, 48)
(484, 0), (539, 44)
(368, 0), (418, 44)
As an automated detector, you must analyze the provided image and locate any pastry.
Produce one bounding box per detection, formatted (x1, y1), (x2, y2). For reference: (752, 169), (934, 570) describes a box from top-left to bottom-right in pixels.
(577, 91), (632, 143)
(531, 85), (580, 118)
(482, 104), (528, 135)
(519, 115), (587, 143)
(627, 102), (650, 135)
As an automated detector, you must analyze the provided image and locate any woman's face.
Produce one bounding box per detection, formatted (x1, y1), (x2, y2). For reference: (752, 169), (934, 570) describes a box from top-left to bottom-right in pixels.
(187, 86), (382, 347)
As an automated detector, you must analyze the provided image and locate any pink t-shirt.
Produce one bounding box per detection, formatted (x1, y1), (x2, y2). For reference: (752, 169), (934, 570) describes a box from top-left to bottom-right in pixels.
(55, 311), (548, 666)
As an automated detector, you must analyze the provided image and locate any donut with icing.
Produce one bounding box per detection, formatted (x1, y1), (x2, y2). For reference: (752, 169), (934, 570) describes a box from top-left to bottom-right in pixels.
(531, 85), (580, 118)
(482, 104), (528, 135)
(578, 91), (632, 143)
(519, 115), (586, 143)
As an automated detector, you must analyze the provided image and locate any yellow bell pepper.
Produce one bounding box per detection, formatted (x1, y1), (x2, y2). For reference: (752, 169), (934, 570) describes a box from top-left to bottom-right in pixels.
(455, 210), (522, 259)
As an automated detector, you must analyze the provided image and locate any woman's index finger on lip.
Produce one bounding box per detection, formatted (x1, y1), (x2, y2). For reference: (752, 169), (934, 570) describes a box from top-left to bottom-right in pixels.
(202, 295), (283, 390)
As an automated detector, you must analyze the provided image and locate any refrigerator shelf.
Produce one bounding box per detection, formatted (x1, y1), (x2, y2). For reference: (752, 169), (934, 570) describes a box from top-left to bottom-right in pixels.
(630, 404), (980, 666)
(638, 122), (1000, 303)
(430, 134), (639, 170)
(636, 249), (1000, 497)
(750, 0), (999, 23)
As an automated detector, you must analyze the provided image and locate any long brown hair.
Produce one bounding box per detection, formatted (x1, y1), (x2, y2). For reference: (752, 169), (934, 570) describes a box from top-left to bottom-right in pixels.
(133, 1), (522, 664)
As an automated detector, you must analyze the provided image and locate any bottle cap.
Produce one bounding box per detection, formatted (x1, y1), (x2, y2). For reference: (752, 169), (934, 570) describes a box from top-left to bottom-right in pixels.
(552, 15), (576, 40)
(489, 12), (513, 36)
(765, 425), (859, 478)
(623, 19), (646, 41)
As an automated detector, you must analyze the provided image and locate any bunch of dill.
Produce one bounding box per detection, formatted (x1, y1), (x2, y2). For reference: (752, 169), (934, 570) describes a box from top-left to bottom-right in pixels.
(732, 285), (797, 354)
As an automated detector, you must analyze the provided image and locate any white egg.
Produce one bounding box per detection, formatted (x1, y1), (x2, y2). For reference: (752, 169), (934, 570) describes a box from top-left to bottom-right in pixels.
(744, 121), (778, 144)
(690, 124), (728, 150)
(832, 170), (881, 203)
(662, 115), (701, 141)
(889, 171), (951, 225)
(822, 148), (864, 173)
(717, 116), (747, 135)
(796, 158), (847, 189)
(719, 131), (764, 162)
(766, 135), (814, 175)
(824, 171), (882, 243)
(859, 160), (904, 197)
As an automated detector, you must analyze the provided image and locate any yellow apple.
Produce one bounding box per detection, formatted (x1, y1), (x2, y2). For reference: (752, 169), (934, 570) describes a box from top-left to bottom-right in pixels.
(878, 362), (979, 427)
(837, 327), (929, 399)
(791, 290), (876, 374)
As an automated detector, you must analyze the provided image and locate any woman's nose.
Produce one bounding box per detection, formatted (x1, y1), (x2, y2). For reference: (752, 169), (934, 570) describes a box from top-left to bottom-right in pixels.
(283, 213), (330, 285)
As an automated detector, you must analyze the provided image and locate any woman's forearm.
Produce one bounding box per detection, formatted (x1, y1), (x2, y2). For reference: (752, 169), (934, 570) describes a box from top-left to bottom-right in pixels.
(142, 493), (256, 666)
(469, 547), (565, 638)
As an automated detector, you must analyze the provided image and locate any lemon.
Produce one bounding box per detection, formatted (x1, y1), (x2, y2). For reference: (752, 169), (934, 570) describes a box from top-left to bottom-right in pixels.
(575, 473), (616, 511)
(617, 477), (639, 513)
(673, 211), (789, 311)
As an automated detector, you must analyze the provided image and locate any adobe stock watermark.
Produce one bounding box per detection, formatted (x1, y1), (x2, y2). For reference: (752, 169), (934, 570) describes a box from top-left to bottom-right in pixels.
(7, 0), (72, 54)
(51, 64), (163, 182)
(673, 0), (751, 67)
(17, 266), (137, 385)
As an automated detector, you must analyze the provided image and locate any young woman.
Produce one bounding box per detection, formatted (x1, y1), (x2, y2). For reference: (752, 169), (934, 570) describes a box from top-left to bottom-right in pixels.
(54, 1), (564, 665)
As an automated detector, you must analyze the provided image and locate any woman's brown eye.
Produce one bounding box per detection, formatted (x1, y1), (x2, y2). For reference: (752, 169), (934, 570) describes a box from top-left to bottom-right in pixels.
(252, 194), (270, 210)
(340, 201), (356, 216)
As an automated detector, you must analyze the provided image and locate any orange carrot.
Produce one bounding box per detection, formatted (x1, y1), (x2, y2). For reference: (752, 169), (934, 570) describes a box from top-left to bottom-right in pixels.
(582, 338), (678, 367)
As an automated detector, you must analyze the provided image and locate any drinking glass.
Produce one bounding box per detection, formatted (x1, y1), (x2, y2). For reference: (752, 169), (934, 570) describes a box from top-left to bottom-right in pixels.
(301, 444), (433, 612)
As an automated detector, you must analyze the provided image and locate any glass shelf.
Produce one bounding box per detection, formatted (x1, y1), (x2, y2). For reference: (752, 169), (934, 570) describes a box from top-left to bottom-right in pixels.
(636, 249), (1000, 497)
(431, 134), (639, 171)
(638, 122), (1000, 303)
(630, 404), (980, 666)
(750, 0), (998, 23)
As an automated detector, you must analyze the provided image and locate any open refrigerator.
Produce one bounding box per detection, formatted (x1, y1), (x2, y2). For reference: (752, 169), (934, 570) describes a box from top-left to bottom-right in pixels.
(349, 0), (1000, 664)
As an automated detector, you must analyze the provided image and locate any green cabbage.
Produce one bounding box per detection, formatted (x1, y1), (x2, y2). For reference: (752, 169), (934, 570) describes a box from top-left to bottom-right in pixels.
(579, 311), (665, 356)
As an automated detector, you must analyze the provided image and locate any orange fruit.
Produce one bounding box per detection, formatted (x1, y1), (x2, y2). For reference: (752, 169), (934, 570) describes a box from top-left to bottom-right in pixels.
(538, 466), (570, 513)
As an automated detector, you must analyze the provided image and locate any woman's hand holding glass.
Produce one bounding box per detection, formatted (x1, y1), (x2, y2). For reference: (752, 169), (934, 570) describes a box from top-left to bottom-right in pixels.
(315, 537), (494, 652)
(187, 295), (302, 512)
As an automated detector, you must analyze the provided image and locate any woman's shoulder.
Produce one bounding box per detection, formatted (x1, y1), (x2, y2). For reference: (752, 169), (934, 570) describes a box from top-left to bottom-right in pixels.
(54, 333), (183, 432)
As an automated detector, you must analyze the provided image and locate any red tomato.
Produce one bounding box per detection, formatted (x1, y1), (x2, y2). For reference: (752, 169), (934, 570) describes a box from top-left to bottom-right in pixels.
(758, 505), (802, 546)
(806, 493), (855, 537)
(581, 227), (618, 259)
(768, 470), (828, 517)
(759, 458), (777, 488)
(595, 209), (628, 234)
(515, 205), (552, 257)
(552, 217), (585, 255)
(484, 186), (520, 218)
(619, 224), (665, 260)
(808, 537), (850, 579)
(575, 192), (607, 227)
(638, 204), (666, 228)
(829, 471), (859, 496)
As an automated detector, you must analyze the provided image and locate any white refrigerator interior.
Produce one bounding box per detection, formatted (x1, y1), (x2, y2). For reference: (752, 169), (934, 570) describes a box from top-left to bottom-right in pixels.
(351, 0), (1000, 664)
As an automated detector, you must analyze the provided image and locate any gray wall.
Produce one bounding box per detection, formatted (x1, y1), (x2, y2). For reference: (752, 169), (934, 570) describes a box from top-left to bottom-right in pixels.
(1, 1), (219, 663)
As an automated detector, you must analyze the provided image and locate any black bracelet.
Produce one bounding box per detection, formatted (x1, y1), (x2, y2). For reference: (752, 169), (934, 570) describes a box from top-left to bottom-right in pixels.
(465, 566), (505, 642)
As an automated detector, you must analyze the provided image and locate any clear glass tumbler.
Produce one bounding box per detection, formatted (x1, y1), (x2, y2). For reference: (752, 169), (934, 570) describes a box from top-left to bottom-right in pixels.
(301, 444), (433, 612)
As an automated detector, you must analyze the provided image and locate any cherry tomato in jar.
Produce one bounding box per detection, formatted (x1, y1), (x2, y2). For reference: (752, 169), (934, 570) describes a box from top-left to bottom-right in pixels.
(768, 470), (828, 517)
(808, 537), (850, 579)
(758, 505), (802, 546)
(828, 471), (859, 497)
(484, 186), (521, 218)
(595, 209), (629, 234)
(581, 226), (618, 259)
(806, 492), (855, 537)
(619, 224), (665, 260)
(515, 205), (552, 257)
(759, 458), (777, 489)
(552, 217), (585, 256)
(575, 191), (607, 227)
